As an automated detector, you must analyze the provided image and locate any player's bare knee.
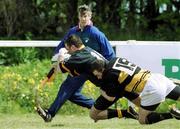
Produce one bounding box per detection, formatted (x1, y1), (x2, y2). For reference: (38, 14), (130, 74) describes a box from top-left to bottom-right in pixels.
(138, 110), (149, 124)
(89, 110), (97, 121)
(138, 116), (146, 124)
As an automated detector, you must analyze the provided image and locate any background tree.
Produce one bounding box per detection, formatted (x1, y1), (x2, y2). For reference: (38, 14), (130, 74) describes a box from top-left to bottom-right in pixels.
(0, 0), (179, 64)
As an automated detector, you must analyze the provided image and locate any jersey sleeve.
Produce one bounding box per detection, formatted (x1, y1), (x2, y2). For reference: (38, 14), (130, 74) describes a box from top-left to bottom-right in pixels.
(59, 60), (81, 76)
(58, 53), (88, 76)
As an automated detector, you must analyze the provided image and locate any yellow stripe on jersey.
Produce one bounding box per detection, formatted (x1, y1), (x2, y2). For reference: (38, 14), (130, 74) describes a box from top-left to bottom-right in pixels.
(125, 70), (151, 93)
(74, 69), (80, 76)
(118, 71), (129, 83)
(60, 63), (73, 76)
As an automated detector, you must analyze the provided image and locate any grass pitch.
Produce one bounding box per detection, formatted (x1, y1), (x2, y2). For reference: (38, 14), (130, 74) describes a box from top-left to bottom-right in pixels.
(0, 113), (179, 129)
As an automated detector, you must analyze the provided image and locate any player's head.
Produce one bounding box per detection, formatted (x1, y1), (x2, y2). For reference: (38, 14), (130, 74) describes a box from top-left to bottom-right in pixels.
(78, 4), (92, 27)
(65, 34), (84, 54)
(91, 59), (106, 79)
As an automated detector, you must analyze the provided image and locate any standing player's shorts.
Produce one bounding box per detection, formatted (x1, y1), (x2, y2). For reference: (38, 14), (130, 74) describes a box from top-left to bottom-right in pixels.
(140, 73), (176, 107)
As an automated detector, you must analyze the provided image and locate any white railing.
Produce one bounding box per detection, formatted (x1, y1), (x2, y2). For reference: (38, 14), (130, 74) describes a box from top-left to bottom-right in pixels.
(0, 40), (126, 47)
(0, 40), (58, 47)
(0, 40), (179, 47)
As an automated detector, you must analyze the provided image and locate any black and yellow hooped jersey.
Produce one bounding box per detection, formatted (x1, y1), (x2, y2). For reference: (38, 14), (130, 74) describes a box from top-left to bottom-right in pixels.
(102, 57), (151, 96)
(59, 46), (107, 76)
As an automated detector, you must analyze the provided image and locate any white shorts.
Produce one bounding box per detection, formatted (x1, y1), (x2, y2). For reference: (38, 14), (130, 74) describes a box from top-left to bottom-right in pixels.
(140, 73), (176, 107)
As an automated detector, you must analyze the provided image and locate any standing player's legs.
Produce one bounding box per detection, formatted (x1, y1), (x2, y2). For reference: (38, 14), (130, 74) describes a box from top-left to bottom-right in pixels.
(69, 85), (94, 109)
(37, 74), (94, 122)
(48, 75), (94, 117)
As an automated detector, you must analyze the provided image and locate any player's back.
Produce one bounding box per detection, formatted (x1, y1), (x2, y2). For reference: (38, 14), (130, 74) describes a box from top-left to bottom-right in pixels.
(103, 57), (151, 93)
(60, 46), (107, 76)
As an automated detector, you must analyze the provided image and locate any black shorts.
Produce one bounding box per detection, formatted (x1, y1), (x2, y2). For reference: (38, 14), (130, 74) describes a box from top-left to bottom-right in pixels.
(94, 95), (118, 110)
(166, 86), (180, 100)
(94, 91), (139, 110)
(141, 86), (180, 111)
(141, 103), (160, 111)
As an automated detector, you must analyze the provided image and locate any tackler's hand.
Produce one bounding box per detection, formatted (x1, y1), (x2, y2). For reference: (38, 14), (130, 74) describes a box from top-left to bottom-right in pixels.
(51, 48), (70, 73)
(57, 48), (71, 62)
(51, 48), (69, 63)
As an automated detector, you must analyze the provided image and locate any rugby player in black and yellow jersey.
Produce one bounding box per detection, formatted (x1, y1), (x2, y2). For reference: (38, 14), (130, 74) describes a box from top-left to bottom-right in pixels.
(90, 58), (180, 124)
(39, 34), (139, 121)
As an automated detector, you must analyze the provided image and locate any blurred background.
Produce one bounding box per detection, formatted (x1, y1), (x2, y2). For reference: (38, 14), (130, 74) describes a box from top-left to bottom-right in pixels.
(0, 0), (180, 65)
(0, 0), (180, 40)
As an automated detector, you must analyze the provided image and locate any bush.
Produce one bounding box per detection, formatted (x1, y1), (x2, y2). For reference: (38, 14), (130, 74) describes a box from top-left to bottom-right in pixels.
(0, 60), (98, 114)
(0, 47), (53, 65)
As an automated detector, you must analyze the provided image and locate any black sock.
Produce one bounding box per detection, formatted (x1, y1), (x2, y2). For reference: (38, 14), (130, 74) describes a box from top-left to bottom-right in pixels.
(146, 112), (173, 124)
(107, 109), (119, 119)
(121, 109), (136, 119)
(107, 109), (135, 119)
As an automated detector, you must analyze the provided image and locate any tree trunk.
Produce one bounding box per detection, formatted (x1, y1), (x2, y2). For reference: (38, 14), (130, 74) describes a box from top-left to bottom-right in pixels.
(144, 0), (158, 31)
(126, 0), (136, 33)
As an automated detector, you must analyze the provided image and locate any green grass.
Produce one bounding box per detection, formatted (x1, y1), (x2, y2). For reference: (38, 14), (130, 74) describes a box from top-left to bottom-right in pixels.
(0, 114), (179, 129)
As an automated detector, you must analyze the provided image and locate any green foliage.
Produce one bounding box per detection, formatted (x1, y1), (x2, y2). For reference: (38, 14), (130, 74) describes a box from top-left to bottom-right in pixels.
(155, 11), (180, 40)
(0, 60), (53, 113)
(0, 0), (179, 41)
(0, 47), (53, 65)
(0, 60), (98, 114)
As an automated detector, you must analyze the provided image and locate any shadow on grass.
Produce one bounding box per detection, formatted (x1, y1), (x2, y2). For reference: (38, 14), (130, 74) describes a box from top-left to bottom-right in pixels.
(51, 124), (64, 127)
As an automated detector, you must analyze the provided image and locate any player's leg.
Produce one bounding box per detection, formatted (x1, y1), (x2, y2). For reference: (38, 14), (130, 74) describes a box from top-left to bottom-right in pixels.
(89, 95), (138, 122)
(49, 75), (87, 115)
(37, 75), (87, 122)
(166, 85), (180, 119)
(163, 76), (180, 119)
(37, 75), (78, 122)
(139, 103), (173, 124)
(69, 85), (94, 109)
(139, 73), (179, 124)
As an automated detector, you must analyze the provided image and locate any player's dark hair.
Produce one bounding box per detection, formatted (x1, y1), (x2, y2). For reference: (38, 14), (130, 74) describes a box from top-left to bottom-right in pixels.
(65, 34), (83, 48)
(78, 4), (92, 14)
(91, 59), (105, 72)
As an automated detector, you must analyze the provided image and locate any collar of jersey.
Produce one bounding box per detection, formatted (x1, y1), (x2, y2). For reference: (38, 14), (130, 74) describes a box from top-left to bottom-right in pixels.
(77, 21), (93, 31)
